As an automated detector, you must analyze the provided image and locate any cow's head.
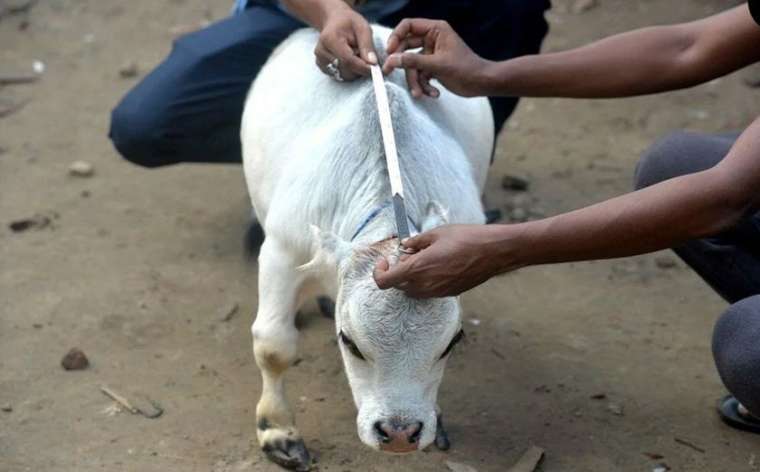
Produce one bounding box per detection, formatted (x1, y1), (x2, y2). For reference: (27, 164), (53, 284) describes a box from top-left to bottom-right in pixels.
(302, 203), (462, 453)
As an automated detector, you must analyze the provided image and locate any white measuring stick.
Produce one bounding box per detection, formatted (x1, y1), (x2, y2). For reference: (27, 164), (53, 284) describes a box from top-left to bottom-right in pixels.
(370, 65), (412, 241)
(370, 65), (405, 199)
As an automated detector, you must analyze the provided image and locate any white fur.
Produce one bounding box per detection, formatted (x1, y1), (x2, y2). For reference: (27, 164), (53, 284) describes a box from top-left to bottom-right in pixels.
(242, 26), (493, 456)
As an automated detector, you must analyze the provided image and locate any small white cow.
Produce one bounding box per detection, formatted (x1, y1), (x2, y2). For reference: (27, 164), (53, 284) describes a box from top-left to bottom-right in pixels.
(241, 25), (493, 471)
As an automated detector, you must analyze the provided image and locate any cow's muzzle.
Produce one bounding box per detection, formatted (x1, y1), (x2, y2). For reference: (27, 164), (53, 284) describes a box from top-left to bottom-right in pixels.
(374, 419), (423, 453)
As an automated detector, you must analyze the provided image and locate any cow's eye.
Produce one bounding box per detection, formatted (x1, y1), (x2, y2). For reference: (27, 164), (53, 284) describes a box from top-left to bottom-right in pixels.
(339, 331), (366, 361)
(440, 330), (465, 359)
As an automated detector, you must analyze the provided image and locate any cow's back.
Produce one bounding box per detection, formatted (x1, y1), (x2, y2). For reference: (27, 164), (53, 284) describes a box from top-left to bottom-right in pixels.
(241, 26), (493, 254)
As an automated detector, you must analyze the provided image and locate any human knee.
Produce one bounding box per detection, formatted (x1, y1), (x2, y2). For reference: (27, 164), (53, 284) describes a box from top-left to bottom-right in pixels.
(109, 100), (171, 168)
(712, 296), (760, 414)
(635, 130), (701, 190)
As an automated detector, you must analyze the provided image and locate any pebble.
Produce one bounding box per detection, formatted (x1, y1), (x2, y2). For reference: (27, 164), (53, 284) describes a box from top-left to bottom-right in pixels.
(32, 59), (45, 74)
(68, 160), (94, 177)
(655, 256), (677, 269)
(653, 464), (671, 472)
(9, 214), (51, 232)
(446, 460), (478, 472)
(1, 404), (12, 413)
(501, 174), (530, 191)
(131, 393), (164, 419)
(61, 347), (89, 370)
(571, 0), (598, 14)
(510, 207), (528, 222)
(119, 61), (139, 79)
(607, 403), (624, 416)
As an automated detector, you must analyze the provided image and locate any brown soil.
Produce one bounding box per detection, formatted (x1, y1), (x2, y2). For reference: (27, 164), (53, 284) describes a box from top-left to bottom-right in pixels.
(1, 0), (759, 471)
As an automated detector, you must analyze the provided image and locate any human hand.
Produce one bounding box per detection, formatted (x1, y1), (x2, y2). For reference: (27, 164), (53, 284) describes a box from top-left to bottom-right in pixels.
(382, 19), (493, 98)
(315, 5), (377, 82)
(373, 224), (518, 298)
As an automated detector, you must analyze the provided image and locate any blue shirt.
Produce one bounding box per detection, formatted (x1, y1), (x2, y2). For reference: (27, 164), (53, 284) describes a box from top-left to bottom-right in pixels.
(233, 0), (408, 22)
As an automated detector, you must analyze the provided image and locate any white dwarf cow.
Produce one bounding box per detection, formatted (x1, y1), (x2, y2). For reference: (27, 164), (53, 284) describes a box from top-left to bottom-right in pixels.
(241, 25), (493, 471)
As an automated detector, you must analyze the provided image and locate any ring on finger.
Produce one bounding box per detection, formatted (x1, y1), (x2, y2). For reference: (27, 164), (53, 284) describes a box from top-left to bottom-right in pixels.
(326, 58), (344, 82)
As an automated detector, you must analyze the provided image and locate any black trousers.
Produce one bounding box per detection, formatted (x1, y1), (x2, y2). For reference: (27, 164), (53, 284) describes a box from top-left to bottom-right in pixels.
(109, 1), (550, 168)
(635, 130), (760, 415)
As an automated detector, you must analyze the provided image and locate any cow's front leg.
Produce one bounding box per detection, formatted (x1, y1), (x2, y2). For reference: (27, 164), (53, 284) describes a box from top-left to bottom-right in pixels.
(434, 406), (451, 451)
(252, 238), (311, 471)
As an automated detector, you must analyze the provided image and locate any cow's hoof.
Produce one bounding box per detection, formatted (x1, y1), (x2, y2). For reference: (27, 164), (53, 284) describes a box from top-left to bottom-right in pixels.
(434, 415), (451, 451)
(262, 436), (312, 471)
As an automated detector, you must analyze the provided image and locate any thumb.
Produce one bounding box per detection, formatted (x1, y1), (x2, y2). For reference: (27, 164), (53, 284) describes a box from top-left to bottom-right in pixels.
(373, 256), (408, 289)
(401, 230), (437, 251)
(355, 21), (377, 65)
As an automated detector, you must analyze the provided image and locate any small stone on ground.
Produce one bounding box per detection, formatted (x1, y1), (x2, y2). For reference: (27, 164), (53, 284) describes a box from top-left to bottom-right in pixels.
(61, 347), (89, 370)
(68, 160), (94, 177)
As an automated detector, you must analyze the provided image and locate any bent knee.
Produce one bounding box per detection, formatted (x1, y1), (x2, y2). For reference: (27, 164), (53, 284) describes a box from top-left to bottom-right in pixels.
(109, 101), (173, 168)
(252, 323), (299, 374)
(633, 130), (697, 190)
(712, 296), (760, 414)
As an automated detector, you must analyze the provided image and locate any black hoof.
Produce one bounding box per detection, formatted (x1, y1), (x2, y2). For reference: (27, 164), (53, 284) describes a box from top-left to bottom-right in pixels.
(262, 437), (312, 471)
(434, 414), (451, 451)
(244, 221), (265, 259)
(316, 296), (335, 319)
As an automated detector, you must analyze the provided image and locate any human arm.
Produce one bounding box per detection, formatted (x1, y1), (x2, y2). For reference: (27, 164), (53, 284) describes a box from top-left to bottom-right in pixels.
(383, 5), (760, 98)
(280, 0), (377, 80)
(374, 117), (760, 298)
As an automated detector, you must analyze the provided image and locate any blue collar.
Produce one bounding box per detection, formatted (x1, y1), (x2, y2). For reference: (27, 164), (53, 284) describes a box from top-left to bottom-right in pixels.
(350, 200), (420, 242)
(351, 201), (392, 241)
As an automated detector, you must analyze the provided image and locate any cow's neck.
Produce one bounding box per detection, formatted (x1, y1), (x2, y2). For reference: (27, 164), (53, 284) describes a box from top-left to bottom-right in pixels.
(342, 176), (421, 247)
(348, 202), (401, 246)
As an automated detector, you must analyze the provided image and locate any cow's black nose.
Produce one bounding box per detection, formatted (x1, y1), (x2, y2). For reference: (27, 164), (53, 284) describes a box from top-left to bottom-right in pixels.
(374, 420), (424, 453)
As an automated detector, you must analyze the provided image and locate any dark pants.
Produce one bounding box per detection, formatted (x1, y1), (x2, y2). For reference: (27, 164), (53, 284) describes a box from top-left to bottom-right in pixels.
(109, 1), (550, 168)
(634, 130), (760, 415)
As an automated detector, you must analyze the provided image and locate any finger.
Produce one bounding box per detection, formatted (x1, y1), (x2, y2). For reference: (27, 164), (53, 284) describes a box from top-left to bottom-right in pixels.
(354, 20), (377, 65)
(372, 257), (391, 289)
(314, 44), (334, 73)
(395, 36), (425, 54)
(335, 40), (370, 77)
(374, 257), (389, 272)
(420, 72), (439, 98)
(401, 231), (437, 251)
(387, 18), (441, 54)
(405, 68), (423, 98)
(373, 260), (413, 290)
(384, 52), (437, 75)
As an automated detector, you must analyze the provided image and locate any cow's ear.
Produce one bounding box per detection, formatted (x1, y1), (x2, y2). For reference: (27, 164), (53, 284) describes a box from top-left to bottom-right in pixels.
(298, 225), (352, 275)
(420, 201), (449, 232)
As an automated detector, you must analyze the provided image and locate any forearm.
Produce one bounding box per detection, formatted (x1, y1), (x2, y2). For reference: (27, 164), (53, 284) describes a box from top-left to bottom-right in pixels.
(280, 0), (351, 29)
(507, 170), (744, 266)
(496, 119), (760, 267)
(482, 25), (696, 98)
(481, 6), (759, 98)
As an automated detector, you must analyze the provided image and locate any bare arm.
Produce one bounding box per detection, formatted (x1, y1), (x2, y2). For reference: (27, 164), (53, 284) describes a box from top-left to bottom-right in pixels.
(279, 0), (345, 29)
(374, 118), (760, 297)
(511, 118), (760, 264)
(384, 5), (760, 98)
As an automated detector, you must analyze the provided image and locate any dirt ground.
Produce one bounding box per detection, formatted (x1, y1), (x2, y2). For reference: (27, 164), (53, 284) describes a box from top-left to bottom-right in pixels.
(1, 0), (759, 471)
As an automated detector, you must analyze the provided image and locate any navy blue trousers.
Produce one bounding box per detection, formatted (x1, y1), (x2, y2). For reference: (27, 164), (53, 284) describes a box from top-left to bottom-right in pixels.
(635, 131), (760, 416)
(109, 1), (550, 167)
